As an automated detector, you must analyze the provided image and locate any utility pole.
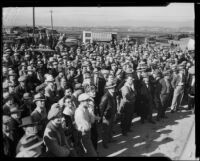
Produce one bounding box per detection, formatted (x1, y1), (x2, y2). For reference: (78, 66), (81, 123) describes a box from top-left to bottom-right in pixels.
(50, 10), (53, 31)
(33, 7), (35, 37)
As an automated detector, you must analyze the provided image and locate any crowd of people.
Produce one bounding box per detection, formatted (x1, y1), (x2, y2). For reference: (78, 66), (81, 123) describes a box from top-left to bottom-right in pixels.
(2, 33), (195, 157)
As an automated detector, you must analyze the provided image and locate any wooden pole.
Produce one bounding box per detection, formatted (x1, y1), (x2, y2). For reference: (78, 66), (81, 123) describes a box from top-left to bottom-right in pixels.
(50, 10), (53, 31)
(33, 7), (35, 37)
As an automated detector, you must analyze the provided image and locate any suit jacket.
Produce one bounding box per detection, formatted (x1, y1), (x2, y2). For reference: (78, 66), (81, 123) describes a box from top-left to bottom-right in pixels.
(3, 133), (16, 157)
(94, 77), (106, 105)
(159, 78), (172, 95)
(10, 117), (24, 146)
(15, 85), (28, 99)
(99, 91), (117, 120)
(26, 74), (41, 92)
(120, 84), (137, 113)
(153, 79), (162, 108)
(120, 84), (137, 104)
(140, 82), (154, 106)
(20, 102), (36, 118)
(48, 68), (59, 78)
(43, 120), (70, 157)
(187, 74), (195, 95)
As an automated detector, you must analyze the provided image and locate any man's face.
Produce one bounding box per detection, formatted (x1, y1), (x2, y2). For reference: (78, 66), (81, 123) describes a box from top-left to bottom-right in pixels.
(61, 79), (66, 87)
(88, 90), (96, 98)
(48, 82), (56, 91)
(65, 89), (72, 97)
(25, 125), (38, 135)
(11, 112), (21, 120)
(126, 77), (133, 85)
(143, 77), (149, 84)
(9, 76), (15, 81)
(82, 100), (89, 107)
(111, 64), (117, 71)
(54, 116), (62, 127)
(53, 64), (58, 69)
(103, 73), (109, 80)
(108, 75), (114, 83)
(7, 98), (14, 105)
(3, 123), (11, 133)
(69, 69), (74, 76)
(9, 86), (15, 93)
(64, 98), (72, 107)
(36, 100), (45, 108)
(28, 71), (33, 75)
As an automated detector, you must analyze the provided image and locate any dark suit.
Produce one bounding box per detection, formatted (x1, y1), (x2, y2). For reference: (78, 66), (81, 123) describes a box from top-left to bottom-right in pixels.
(3, 133), (16, 157)
(31, 109), (47, 137)
(120, 84), (137, 134)
(140, 82), (154, 120)
(99, 91), (117, 146)
(94, 76), (106, 106)
(154, 78), (163, 119)
(15, 85), (28, 100)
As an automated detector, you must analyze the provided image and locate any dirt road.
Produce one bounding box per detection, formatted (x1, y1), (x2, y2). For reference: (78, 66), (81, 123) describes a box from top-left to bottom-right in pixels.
(97, 107), (196, 159)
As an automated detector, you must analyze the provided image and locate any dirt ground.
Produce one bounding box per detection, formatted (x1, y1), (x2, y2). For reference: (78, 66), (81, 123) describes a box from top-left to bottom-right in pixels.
(96, 105), (196, 159)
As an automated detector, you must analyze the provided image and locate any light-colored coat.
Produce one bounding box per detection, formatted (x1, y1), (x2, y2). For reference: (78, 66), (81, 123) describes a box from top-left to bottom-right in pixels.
(74, 104), (95, 133)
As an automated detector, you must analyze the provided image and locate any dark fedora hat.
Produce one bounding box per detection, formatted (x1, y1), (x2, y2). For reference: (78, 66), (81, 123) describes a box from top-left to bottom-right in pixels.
(19, 116), (37, 127)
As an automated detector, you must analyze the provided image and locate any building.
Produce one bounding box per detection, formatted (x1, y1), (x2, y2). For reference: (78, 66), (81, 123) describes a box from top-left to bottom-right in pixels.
(82, 31), (117, 43)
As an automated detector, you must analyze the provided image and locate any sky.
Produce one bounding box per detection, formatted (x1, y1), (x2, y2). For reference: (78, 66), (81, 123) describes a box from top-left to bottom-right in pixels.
(3, 3), (194, 27)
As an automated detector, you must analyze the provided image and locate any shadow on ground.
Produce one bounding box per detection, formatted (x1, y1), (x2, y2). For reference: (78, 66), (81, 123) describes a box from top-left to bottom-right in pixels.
(97, 109), (193, 157)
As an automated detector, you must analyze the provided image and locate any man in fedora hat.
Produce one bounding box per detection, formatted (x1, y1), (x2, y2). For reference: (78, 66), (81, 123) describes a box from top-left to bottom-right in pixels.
(16, 116), (40, 154)
(139, 73), (156, 124)
(99, 81), (117, 149)
(120, 74), (137, 136)
(74, 93), (97, 156)
(15, 75), (28, 100)
(43, 103), (73, 157)
(31, 93), (47, 137)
